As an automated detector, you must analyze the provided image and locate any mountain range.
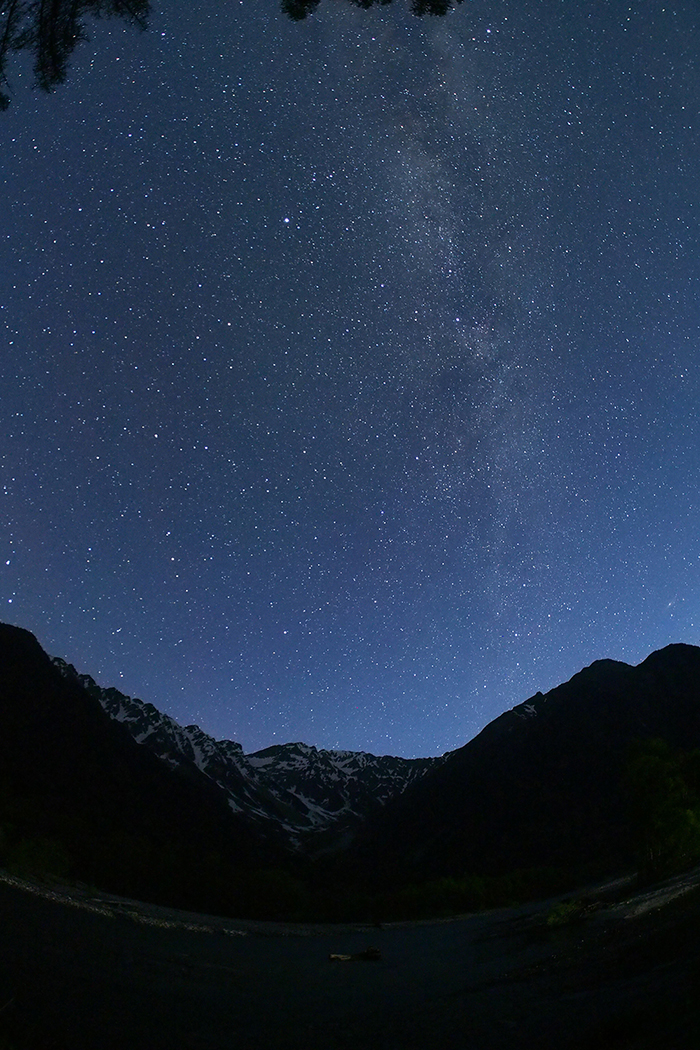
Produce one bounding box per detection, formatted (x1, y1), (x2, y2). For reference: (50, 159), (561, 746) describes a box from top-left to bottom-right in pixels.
(51, 655), (437, 850)
(2, 620), (700, 918)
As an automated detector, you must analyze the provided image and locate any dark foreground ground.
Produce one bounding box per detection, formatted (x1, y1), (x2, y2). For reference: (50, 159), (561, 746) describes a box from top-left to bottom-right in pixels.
(1, 866), (700, 1050)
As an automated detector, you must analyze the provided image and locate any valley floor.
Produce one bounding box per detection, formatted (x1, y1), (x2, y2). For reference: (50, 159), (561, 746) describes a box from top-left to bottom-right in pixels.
(1, 866), (700, 1049)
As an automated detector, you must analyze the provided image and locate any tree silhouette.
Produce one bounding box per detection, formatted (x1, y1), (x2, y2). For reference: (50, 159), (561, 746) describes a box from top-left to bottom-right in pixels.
(281, 0), (459, 19)
(0, 0), (149, 110)
(625, 738), (700, 881)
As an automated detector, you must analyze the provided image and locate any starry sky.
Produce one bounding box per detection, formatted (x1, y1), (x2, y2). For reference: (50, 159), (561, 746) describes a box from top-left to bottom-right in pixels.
(2, 0), (700, 758)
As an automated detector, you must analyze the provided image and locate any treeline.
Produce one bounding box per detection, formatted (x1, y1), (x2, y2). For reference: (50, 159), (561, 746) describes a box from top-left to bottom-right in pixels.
(281, 0), (461, 20)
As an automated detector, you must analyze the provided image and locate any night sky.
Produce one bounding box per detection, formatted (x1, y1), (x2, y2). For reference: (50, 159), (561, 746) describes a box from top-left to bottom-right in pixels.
(2, 0), (699, 758)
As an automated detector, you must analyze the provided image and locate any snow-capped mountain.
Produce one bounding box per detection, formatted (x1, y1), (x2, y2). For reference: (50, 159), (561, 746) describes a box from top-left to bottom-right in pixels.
(51, 658), (439, 847)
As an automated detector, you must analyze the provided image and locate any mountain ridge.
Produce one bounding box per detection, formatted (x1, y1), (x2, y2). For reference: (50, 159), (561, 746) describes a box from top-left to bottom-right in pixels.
(0, 621), (283, 915)
(350, 641), (700, 883)
(51, 655), (439, 848)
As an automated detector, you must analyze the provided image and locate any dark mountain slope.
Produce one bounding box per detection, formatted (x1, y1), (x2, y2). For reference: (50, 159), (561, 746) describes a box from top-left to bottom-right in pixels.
(351, 644), (700, 884)
(0, 623), (283, 912)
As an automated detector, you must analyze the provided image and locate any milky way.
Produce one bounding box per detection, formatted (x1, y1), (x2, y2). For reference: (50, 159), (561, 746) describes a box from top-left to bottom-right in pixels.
(2, 0), (699, 756)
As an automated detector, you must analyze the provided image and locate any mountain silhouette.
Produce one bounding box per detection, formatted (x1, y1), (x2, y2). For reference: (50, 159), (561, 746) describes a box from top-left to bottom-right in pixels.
(349, 644), (700, 884)
(3, 621), (700, 915)
(0, 622), (282, 914)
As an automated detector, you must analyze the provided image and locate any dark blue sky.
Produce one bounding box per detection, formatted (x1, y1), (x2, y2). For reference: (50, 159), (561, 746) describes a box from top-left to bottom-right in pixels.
(2, 0), (700, 757)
